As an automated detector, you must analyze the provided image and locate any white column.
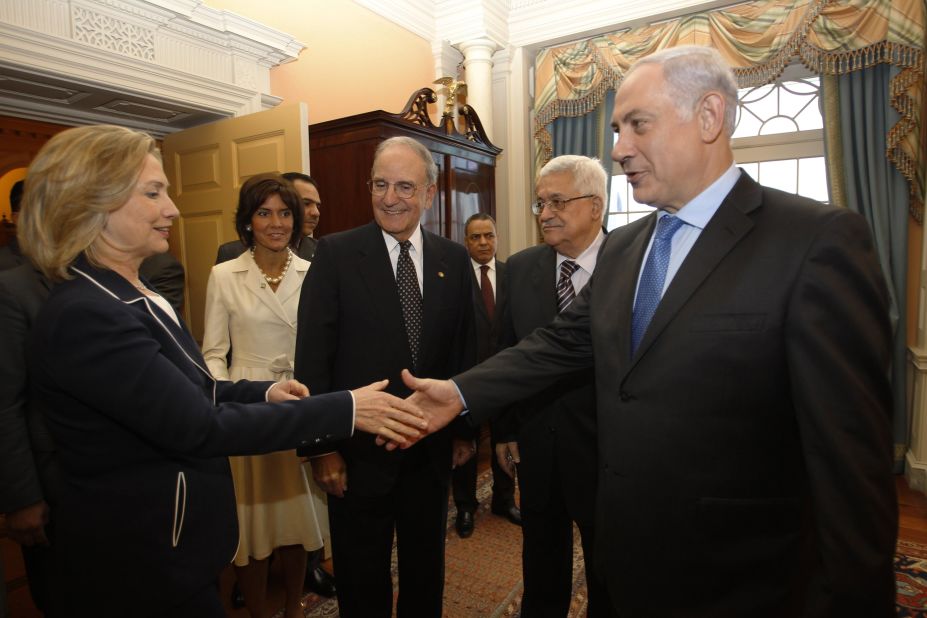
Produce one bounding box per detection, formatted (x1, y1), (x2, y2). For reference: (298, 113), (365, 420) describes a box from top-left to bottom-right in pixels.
(905, 223), (927, 492)
(458, 38), (498, 140)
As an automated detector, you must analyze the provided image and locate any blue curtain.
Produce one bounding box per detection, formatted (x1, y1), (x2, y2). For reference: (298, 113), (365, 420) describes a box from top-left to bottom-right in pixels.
(824, 64), (909, 472)
(550, 90), (616, 225)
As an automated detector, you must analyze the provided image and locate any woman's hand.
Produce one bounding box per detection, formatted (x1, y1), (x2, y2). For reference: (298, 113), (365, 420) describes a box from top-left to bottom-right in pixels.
(352, 379), (427, 447)
(268, 379), (310, 402)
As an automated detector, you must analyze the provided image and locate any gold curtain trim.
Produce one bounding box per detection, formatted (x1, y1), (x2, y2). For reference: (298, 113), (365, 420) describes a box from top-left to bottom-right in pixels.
(532, 0), (925, 222)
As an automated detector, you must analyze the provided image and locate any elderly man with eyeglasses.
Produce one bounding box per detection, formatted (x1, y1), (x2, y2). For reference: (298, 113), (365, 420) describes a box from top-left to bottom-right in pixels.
(492, 154), (612, 618)
(293, 136), (476, 618)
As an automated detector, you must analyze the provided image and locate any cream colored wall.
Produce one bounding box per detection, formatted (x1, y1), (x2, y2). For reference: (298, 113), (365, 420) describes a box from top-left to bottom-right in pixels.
(204, 0), (436, 123)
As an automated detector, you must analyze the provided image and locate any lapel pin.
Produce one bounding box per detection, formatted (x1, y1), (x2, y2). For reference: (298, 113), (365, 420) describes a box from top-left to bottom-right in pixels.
(438, 271), (445, 278)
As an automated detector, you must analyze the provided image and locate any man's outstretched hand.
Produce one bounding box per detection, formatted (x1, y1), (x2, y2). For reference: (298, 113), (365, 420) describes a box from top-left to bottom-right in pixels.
(352, 379), (427, 446)
(374, 370), (466, 450)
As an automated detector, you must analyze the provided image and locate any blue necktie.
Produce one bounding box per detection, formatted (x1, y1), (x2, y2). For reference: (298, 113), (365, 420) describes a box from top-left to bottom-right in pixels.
(630, 215), (685, 355)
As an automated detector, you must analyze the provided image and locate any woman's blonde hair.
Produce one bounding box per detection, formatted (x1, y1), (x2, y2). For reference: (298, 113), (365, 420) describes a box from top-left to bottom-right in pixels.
(18, 124), (160, 281)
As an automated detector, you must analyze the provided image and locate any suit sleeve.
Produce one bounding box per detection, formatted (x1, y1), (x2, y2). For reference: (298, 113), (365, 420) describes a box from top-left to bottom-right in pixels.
(294, 238), (342, 457)
(294, 237), (338, 395)
(456, 273), (595, 426)
(786, 210), (896, 614)
(0, 277), (43, 512)
(201, 267), (231, 380)
(488, 265), (520, 441)
(35, 296), (354, 457)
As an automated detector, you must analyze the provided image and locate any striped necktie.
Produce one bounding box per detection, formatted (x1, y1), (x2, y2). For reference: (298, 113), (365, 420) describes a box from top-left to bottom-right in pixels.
(556, 260), (579, 313)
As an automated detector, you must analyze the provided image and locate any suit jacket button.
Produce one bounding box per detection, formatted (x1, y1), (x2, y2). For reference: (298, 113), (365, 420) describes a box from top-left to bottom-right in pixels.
(619, 391), (632, 402)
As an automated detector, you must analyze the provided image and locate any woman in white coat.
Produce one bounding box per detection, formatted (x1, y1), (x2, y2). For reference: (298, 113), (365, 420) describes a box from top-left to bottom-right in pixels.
(202, 173), (319, 618)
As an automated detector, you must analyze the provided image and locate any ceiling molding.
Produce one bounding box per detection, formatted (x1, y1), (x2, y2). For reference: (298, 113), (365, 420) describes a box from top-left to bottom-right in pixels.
(0, 0), (303, 135)
(354, 0), (436, 41)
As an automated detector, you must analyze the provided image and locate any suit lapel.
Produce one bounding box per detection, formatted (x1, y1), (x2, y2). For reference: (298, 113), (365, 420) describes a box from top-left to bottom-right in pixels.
(630, 173), (761, 362)
(355, 222), (411, 363)
(241, 253), (295, 329)
(420, 228), (449, 367)
(493, 261), (507, 330)
(533, 248), (558, 322)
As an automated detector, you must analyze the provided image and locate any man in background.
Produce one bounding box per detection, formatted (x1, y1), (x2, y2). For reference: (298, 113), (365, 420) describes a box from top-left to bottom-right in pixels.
(216, 172), (321, 264)
(295, 136), (474, 617)
(494, 155), (608, 616)
(405, 45), (896, 617)
(451, 212), (520, 539)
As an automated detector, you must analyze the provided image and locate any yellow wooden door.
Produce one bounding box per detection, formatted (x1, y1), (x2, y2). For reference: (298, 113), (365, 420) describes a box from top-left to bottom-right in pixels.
(162, 103), (309, 340)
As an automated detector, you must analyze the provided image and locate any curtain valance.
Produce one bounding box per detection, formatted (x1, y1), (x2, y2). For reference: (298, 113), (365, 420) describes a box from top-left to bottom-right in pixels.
(533, 0), (925, 220)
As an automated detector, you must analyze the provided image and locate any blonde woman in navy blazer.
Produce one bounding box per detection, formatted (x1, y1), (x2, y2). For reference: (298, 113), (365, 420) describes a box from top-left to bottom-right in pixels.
(16, 125), (425, 618)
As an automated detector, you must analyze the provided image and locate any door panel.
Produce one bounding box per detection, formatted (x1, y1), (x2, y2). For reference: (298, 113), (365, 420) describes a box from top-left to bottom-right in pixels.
(162, 103), (308, 340)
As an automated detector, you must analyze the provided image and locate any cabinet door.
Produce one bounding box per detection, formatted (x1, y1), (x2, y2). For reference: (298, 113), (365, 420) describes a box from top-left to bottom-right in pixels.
(445, 154), (495, 243)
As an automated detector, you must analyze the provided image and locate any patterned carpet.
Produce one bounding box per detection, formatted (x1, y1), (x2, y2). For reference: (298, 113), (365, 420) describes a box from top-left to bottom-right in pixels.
(281, 480), (927, 617)
(897, 540), (927, 617)
(281, 469), (590, 617)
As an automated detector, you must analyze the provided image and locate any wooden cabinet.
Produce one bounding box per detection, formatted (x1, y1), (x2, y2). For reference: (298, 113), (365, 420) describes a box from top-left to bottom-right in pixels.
(308, 89), (501, 243)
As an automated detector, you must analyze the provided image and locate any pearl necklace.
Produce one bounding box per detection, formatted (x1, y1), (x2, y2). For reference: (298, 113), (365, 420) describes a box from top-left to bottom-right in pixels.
(251, 247), (292, 285)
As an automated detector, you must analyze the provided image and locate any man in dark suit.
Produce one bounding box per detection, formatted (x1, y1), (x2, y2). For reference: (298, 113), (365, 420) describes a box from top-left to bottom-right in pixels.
(493, 155), (609, 617)
(0, 261), (55, 614)
(294, 136), (475, 618)
(405, 45), (896, 617)
(451, 213), (519, 539)
(138, 251), (185, 314)
(215, 172), (321, 264)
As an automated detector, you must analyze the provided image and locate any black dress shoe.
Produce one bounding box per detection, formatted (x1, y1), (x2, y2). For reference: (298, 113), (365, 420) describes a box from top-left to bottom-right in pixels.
(456, 510), (475, 538)
(491, 504), (522, 526)
(305, 565), (337, 598)
(231, 581), (245, 608)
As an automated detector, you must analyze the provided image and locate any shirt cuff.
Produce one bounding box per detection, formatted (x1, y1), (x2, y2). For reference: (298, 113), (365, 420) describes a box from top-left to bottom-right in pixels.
(451, 380), (470, 415)
(348, 390), (356, 436)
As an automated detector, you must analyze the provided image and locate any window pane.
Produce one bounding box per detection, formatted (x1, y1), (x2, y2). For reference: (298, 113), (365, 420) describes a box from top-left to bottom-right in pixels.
(759, 159), (797, 193)
(798, 157), (828, 202)
(759, 116), (799, 136)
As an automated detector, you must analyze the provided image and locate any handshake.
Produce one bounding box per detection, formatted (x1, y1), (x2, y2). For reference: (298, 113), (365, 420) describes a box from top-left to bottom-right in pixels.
(269, 369), (464, 448)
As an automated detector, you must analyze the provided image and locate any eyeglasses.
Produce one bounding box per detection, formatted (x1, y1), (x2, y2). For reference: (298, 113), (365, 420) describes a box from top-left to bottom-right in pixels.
(531, 194), (594, 215)
(367, 179), (422, 199)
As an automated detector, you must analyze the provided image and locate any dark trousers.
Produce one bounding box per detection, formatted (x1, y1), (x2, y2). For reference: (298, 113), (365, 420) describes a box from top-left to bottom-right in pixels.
(451, 423), (515, 513)
(22, 541), (54, 614)
(328, 453), (449, 618)
(519, 459), (611, 618)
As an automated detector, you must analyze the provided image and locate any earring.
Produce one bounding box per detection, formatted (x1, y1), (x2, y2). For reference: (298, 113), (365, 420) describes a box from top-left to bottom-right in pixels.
(245, 224), (252, 231)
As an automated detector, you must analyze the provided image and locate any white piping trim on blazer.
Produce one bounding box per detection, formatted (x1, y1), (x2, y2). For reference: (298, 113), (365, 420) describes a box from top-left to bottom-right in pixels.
(172, 471), (186, 547)
(71, 266), (218, 404)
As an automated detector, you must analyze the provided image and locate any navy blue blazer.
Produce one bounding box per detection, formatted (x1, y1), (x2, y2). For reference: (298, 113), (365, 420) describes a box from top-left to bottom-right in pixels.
(28, 255), (355, 616)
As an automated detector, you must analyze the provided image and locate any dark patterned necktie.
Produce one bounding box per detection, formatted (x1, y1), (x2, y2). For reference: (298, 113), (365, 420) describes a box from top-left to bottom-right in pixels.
(630, 215), (685, 355)
(480, 264), (495, 320)
(397, 240), (423, 367)
(556, 260), (579, 313)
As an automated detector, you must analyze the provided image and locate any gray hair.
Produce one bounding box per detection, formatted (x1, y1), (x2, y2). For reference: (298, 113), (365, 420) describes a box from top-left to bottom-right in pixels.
(374, 136), (438, 185)
(627, 45), (738, 136)
(538, 155), (608, 221)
